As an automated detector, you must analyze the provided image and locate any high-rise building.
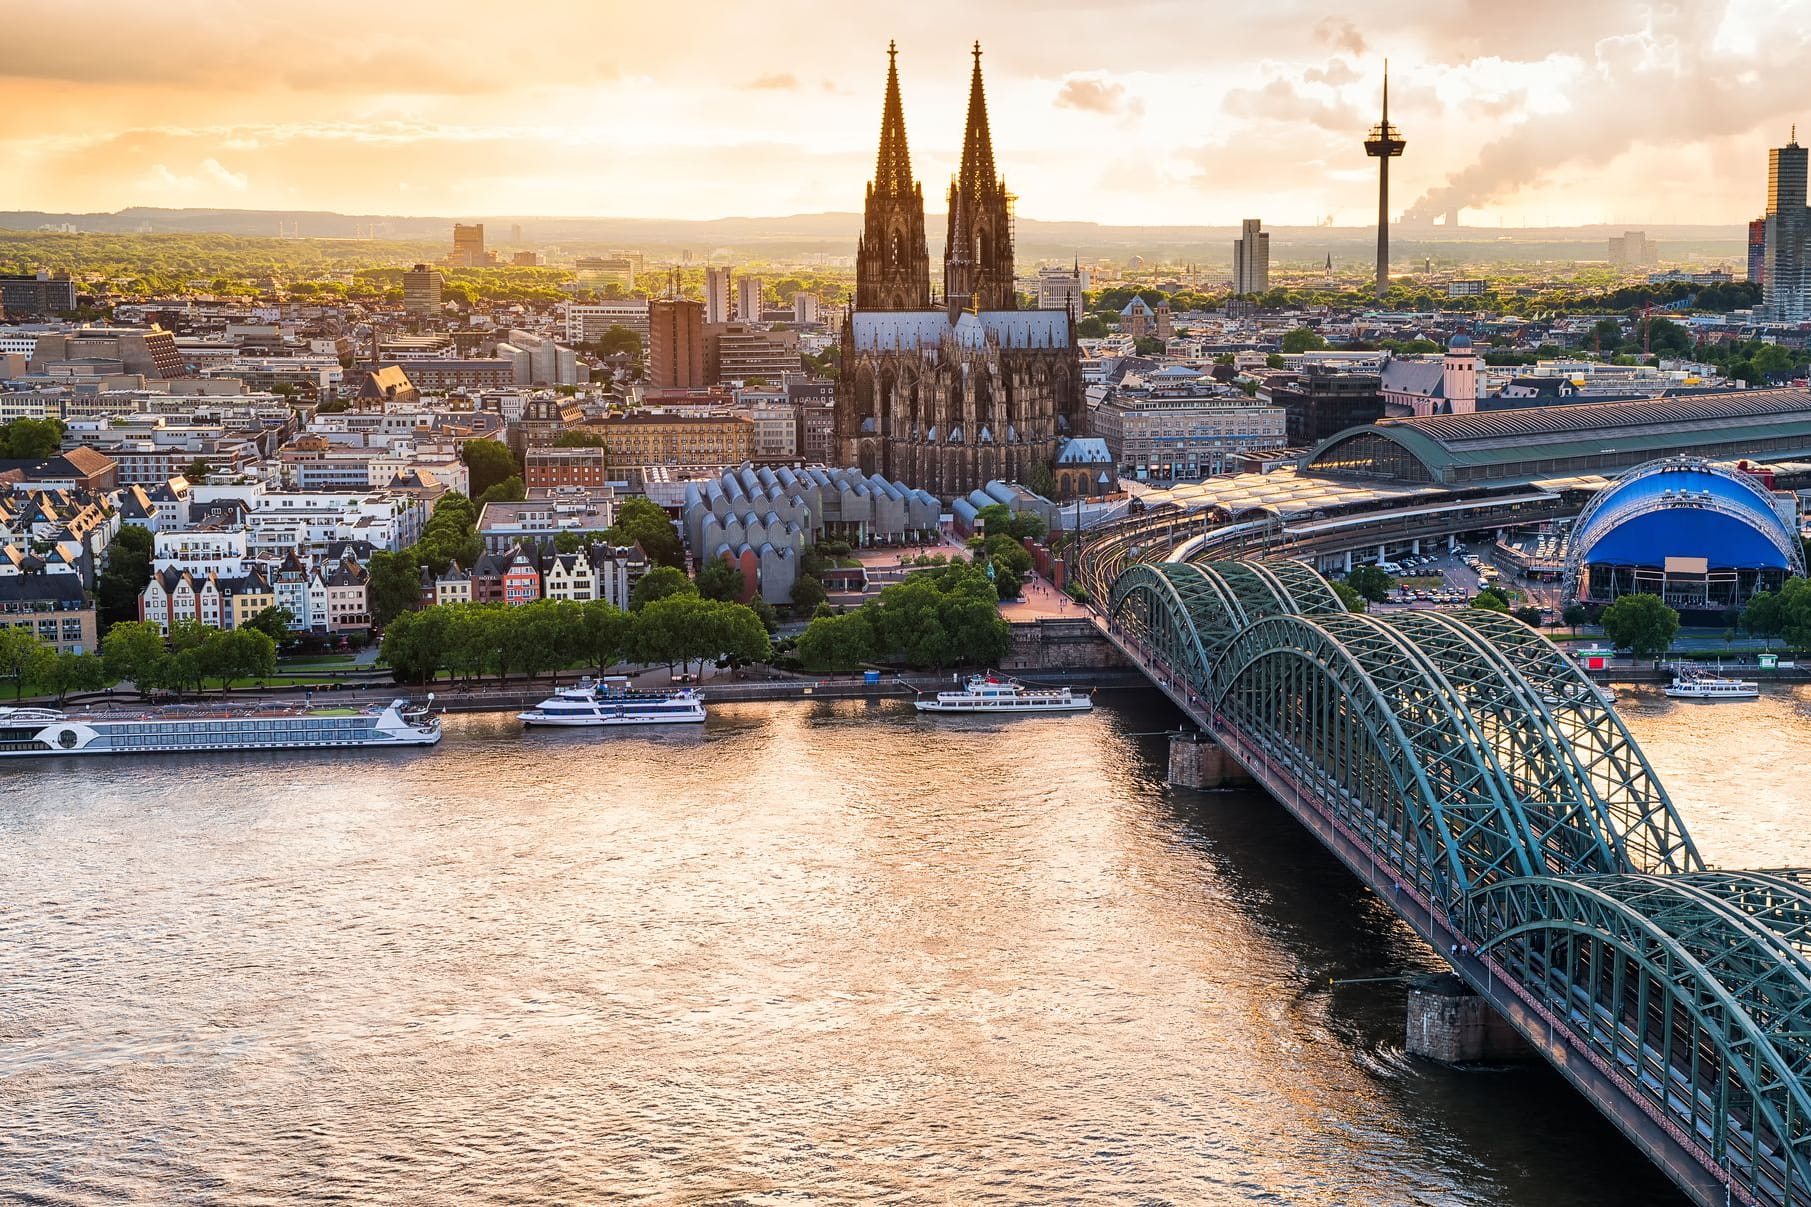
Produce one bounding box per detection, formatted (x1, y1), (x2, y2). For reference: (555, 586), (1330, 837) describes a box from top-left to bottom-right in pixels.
(1036, 263), (1089, 320)
(704, 267), (733, 324)
(403, 264), (444, 317)
(791, 292), (821, 324)
(1749, 216), (1768, 286)
(1607, 231), (1657, 267)
(451, 224), (486, 267)
(575, 257), (636, 291)
(1233, 219), (1270, 294)
(0, 271), (77, 318)
(648, 299), (705, 389)
(736, 275), (764, 322)
(1765, 133), (1810, 321)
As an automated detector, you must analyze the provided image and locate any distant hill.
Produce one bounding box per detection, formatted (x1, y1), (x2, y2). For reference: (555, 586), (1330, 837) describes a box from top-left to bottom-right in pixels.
(0, 207), (1748, 266)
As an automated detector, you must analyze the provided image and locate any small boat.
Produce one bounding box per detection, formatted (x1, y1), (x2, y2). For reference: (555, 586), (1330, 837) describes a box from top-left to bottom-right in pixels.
(518, 676), (707, 727)
(914, 673), (1093, 714)
(1663, 667), (1760, 701)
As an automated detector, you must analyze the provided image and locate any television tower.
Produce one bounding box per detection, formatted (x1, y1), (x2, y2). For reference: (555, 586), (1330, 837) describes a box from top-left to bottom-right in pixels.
(1363, 61), (1406, 301)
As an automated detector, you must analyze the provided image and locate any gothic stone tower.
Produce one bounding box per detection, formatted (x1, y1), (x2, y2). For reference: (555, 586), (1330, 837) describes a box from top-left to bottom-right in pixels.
(944, 43), (1015, 313)
(854, 41), (931, 312)
(837, 43), (1082, 498)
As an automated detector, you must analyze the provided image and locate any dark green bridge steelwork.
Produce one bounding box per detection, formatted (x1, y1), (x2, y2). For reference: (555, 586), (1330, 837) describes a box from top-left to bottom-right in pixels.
(1106, 557), (1811, 1207)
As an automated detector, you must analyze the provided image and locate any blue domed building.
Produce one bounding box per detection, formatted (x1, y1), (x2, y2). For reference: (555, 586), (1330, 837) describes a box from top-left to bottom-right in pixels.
(1564, 457), (1805, 612)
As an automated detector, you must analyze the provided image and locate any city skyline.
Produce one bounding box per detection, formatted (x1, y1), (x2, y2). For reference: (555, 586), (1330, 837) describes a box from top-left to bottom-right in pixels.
(8, 1), (1811, 229)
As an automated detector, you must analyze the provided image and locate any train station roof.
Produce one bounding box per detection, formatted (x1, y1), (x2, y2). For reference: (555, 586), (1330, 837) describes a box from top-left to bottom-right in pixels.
(1299, 388), (1811, 487)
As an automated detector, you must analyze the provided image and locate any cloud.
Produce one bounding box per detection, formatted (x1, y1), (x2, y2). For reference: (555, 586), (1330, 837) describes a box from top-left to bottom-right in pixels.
(1221, 77), (1357, 133)
(1311, 17), (1366, 57)
(1054, 75), (1141, 117)
(742, 73), (799, 91)
(1304, 59), (1360, 86)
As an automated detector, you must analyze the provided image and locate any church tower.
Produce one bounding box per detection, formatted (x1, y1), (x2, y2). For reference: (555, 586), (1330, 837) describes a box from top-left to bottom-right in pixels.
(855, 42), (931, 312)
(944, 43), (1016, 312)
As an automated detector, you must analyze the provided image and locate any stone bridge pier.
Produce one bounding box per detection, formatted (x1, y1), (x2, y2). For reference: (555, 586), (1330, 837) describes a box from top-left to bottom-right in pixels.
(1167, 729), (1253, 789)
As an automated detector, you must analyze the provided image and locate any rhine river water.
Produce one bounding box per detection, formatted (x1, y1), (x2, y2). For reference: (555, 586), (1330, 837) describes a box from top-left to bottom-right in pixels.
(2, 682), (1805, 1206)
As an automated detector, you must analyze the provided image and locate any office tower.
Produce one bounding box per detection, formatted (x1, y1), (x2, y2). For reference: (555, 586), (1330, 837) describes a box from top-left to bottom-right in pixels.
(1765, 132), (1809, 321)
(403, 264), (444, 317)
(1749, 216), (1767, 286)
(1233, 219), (1270, 294)
(1363, 62), (1406, 300)
(704, 267), (732, 324)
(452, 223), (485, 267)
(648, 299), (705, 389)
(1608, 231), (1657, 267)
(737, 275), (764, 322)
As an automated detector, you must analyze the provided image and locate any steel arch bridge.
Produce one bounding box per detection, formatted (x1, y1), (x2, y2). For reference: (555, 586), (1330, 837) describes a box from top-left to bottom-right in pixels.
(1105, 557), (1811, 1207)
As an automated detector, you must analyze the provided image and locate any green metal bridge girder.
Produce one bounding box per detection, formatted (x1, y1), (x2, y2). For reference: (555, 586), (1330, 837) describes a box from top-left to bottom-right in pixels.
(1105, 553), (1811, 1206)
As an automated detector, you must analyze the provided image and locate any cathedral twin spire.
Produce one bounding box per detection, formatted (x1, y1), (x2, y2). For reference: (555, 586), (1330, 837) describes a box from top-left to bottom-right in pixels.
(855, 41), (1016, 315)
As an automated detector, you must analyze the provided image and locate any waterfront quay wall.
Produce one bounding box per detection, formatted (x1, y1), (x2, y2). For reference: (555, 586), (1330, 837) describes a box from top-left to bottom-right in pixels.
(1001, 617), (1130, 672)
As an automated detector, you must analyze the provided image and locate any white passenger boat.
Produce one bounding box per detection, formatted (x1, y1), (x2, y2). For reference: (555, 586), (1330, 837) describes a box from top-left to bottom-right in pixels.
(0, 698), (441, 758)
(1663, 667), (1760, 700)
(518, 676), (707, 727)
(914, 674), (1093, 714)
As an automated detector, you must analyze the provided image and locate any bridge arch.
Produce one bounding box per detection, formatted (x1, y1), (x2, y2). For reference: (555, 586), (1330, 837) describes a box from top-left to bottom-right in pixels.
(1476, 874), (1811, 1205)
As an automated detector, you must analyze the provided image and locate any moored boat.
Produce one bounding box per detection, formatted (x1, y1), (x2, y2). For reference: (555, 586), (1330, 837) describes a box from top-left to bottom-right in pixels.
(0, 697), (441, 758)
(914, 673), (1092, 714)
(1663, 667), (1760, 701)
(518, 676), (707, 727)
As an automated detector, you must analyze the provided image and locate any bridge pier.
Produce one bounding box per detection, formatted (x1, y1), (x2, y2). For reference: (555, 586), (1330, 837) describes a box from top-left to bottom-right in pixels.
(1167, 730), (1253, 789)
(1406, 973), (1530, 1064)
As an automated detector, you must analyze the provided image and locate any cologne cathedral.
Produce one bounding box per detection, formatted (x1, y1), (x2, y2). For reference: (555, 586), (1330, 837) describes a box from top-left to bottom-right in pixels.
(835, 43), (1084, 498)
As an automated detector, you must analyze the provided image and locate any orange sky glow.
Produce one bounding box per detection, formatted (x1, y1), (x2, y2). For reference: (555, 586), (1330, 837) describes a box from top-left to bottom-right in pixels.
(7, 0), (1810, 227)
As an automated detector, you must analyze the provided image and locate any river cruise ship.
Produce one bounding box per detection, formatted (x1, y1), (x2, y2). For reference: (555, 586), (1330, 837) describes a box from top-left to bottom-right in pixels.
(518, 676), (707, 727)
(914, 674), (1093, 714)
(1663, 667), (1760, 701)
(0, 698), (441, 758)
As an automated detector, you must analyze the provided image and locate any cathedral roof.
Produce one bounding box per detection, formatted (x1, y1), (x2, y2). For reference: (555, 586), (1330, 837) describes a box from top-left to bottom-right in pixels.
(849, 310), (1070, 352)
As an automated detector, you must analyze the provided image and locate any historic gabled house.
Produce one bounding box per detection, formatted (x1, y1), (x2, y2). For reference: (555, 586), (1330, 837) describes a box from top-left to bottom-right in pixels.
(835, 43), (1084, 498)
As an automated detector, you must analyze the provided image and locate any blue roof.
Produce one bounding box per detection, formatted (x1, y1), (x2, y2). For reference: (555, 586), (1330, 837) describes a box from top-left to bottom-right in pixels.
(1577, 464), (1797, 570)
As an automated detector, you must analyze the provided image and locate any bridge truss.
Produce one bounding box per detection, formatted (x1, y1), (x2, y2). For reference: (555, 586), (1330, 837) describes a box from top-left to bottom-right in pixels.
(1107, 556), (1811, 1206)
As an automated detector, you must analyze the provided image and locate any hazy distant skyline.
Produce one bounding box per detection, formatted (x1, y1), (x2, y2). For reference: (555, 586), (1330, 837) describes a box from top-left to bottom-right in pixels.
(9, 0), (1811, 229)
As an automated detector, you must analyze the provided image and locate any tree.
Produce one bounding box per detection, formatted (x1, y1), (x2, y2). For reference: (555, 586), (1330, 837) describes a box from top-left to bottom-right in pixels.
(696, 555), (746, 603)
(245, 606), (296, 643)
(1024, 461), (1057, 500)
(1472, 587), (1511, 612)
(789, 573), (828, 614)
(96, 523), (154, 630)
(1280, 327), (1327, 353)
(460, 439), (520, 500)
(606, 497), (683, 569)
(365, 551), (422, 627)
(1346, 565), (1395, 602)
(1513, 606), (1545, 627)
(1075, 314), (1108, 339)
(554, 529), (587, 553)
(415, 492), (482, 575)
(1331, 580), (1366, 612)
(205, 628), (277, 690)
(576, 600), (632, 673)
(630, 564), (696, 611)
(476, 475), (526, 505)
(0, 628), (56, 699)
(101, 621), (169, 690)
(797, 611), (878, 670)
(596, 324), (642, 359)
(1600, 592), (1680, 662)
(380, 607), (450, 684)
(43, 651), (108, 703)
(1562, 602), (1594, 634)
(0, 417), (67, 458)
(183, 457), (212, 483)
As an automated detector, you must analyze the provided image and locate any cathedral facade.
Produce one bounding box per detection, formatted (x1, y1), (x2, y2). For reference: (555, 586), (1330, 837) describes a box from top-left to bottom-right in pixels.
(835, 43), (1084, 499)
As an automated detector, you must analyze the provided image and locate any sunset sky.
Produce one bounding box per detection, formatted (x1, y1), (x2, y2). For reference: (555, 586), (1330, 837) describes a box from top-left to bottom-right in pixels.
(8, 0), (1810, 227)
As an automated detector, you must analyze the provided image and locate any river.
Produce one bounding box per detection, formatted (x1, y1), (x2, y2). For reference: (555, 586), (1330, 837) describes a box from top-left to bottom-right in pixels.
(1, 684), (1801, 1205)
